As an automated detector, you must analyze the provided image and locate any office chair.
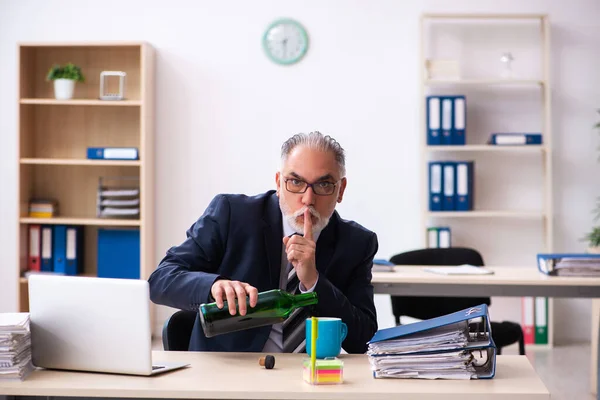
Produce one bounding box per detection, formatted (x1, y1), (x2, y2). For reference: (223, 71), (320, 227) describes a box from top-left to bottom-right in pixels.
(162, 310), (197, 351)
(389, 247), (525, 355)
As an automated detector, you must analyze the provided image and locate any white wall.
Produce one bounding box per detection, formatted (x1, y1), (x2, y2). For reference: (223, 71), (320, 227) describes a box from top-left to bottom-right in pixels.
(0, 0), (599, 343)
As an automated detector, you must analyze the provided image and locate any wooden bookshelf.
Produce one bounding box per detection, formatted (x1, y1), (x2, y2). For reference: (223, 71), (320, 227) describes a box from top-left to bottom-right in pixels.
(16, 42), (155, 312)
(419, 15), (554, 348)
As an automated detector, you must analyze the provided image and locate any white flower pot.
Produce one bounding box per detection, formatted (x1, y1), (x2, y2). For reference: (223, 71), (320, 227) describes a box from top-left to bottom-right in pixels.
(53, 79), (76, 100)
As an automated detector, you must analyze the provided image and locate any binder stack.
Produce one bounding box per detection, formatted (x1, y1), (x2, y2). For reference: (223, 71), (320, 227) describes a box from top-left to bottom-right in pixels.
(429, 161), (474, 211)
(0, 313), (34, 381)
(97, 176), (140, 219)
(28, 199), (58, 218)
(427, 227), (451, 248)
(426, 95), (466, 145)
(367, 304), (496, 380)
(537, 253), (600, 276)
(26, 225), (83, 276)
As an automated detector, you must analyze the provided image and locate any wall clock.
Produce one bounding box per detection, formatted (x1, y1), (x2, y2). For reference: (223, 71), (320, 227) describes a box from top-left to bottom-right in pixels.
(263, 18), (309, 65)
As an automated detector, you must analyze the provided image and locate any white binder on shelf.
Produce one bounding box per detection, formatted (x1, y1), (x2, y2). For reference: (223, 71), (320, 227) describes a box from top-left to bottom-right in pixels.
(438, 227), (451, 248)
(452, 96), (466, 145)
(442, 162), (456, 211)
(441, 97), (453, 145)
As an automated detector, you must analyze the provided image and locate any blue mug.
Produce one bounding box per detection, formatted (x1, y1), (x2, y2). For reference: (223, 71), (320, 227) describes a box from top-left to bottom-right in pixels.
(305, 317), (348, 359)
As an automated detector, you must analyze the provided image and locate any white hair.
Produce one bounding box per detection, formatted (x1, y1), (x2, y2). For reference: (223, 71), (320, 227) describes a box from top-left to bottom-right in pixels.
(280, 131), (346, 177)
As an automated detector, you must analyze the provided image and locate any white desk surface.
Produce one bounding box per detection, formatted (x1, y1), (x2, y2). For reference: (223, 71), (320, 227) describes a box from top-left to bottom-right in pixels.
(372, 265), (600, 298)
(0, 352), (549, 400)
(372, 265), (600, 287)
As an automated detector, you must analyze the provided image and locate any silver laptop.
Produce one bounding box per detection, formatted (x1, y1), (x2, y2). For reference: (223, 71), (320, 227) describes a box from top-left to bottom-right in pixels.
(28, 274), (189, 376)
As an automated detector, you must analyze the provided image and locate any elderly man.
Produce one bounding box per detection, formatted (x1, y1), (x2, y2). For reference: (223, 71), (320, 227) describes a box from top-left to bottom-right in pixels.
(149, 131), (378, 353)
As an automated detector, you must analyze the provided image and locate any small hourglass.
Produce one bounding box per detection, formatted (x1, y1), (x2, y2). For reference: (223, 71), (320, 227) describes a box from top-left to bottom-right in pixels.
(500, 52), (514, 79)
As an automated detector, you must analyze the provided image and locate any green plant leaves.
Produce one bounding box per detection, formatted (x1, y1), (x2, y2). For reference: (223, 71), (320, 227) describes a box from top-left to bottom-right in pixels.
(46, 63), (85, 82)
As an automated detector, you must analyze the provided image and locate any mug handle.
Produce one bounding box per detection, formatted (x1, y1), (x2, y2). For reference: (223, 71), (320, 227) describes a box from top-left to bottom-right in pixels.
(340, 322), (348, 342)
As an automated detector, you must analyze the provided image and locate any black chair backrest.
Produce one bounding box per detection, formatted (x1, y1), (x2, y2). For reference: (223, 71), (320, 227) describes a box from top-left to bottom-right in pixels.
(389, 247), (491, 321)
(162, 310), (197, 351)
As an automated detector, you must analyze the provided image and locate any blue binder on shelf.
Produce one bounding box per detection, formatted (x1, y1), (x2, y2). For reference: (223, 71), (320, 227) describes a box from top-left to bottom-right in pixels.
(426, 96), (441, 145)
(65, 226), (83, 276)
(40, 225), (53, 272)
(488, 133), (542, 145)
(440, 97), (453, 145)
(442, 162), (456, 211)
(367, 304), (497, 380)
(87, 147), (139, 160)
(452, 96), (466, 145)
(428, 161), (443, 211)
(455, 161), (474, 211)
(52, 225), (67, 274)
(98, 228), (140, 279)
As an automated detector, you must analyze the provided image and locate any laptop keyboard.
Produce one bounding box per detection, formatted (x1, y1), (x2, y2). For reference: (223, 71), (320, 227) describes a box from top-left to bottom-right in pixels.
(152, 365), (166, 370)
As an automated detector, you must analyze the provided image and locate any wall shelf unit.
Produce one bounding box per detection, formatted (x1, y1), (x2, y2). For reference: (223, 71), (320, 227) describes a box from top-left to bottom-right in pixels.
(419, 14), (553, 348)
(16, 42), (155, 312)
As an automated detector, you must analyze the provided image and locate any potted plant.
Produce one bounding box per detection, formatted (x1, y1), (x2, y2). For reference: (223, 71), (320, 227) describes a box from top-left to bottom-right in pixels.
(46, 63), (85, 100)
(583, 110), (600, 253)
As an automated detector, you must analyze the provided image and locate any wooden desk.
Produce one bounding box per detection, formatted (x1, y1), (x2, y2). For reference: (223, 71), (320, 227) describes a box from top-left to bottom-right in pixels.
(372, 266), (600, 298)
(372, 265), (600, 398)
(0, 352), (548, 400)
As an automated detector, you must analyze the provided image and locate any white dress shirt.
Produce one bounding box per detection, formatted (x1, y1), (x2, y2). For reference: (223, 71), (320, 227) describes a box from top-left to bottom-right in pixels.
(262, 214), (320, 352)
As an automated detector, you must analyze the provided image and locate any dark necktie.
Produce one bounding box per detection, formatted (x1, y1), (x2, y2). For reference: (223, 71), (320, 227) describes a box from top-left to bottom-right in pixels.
(282, 263), (312, 353)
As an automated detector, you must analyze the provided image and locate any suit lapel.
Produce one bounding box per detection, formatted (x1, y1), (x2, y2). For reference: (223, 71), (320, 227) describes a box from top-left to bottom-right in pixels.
(262, 193), (283, 289)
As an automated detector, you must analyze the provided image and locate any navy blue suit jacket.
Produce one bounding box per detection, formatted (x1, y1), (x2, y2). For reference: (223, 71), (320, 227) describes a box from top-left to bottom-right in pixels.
(148, 190), (378, 353)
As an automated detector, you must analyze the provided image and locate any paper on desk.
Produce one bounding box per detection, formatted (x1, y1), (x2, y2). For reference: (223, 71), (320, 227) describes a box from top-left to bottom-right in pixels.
(368, 322), (469, 355)
(0, 313), (29, 332)
(423, 265), (494, 275)
(370, 350), (476, 380)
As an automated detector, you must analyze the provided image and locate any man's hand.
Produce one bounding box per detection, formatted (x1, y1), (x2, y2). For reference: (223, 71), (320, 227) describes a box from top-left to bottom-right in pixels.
(283, 208), (318, 289)
(210, 280), (258, 316)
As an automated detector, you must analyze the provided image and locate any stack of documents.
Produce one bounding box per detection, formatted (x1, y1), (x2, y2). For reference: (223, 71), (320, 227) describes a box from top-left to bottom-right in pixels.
(367, 304), (496, 380)
(0, 313), (34, 381)
(28, 199), (58, 218)
(97, 176), (140, 218)
(537, 253), (600, 276)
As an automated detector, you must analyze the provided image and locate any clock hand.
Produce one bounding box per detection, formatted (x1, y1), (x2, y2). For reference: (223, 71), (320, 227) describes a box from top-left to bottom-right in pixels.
(282, 38), (288, 58)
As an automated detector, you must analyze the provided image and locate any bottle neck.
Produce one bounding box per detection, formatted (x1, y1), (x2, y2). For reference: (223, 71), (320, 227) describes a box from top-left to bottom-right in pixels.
(292, 292), (318, 308)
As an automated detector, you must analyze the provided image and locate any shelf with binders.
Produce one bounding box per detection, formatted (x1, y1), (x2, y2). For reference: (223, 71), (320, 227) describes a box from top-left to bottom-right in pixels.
(19, 103), (141, 160)
(19, 164), (141, 221)
(420, 13), (553, 349)
(17, 224), (131, 312)
(424, 88), (545, 149)
(19, 43), (143, 101)
(15, 42), (155, 315)
(426, 154), (546, 218)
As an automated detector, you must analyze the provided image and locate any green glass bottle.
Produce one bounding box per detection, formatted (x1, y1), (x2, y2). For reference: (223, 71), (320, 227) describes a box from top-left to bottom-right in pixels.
(199, 289), (318, 338)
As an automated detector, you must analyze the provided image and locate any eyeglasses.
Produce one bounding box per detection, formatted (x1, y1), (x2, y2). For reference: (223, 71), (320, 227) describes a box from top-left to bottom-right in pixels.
(284, 178), (338, 196)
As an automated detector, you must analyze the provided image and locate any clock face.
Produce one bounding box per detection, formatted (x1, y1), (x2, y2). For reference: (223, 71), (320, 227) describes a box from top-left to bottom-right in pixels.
(263, 19), (309, 65)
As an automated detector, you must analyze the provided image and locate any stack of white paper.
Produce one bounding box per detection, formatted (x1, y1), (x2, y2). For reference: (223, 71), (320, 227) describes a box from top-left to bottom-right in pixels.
(0, 313), (34, 381)
(368, 321), (478, 379)
(554, 257), (600, 277)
